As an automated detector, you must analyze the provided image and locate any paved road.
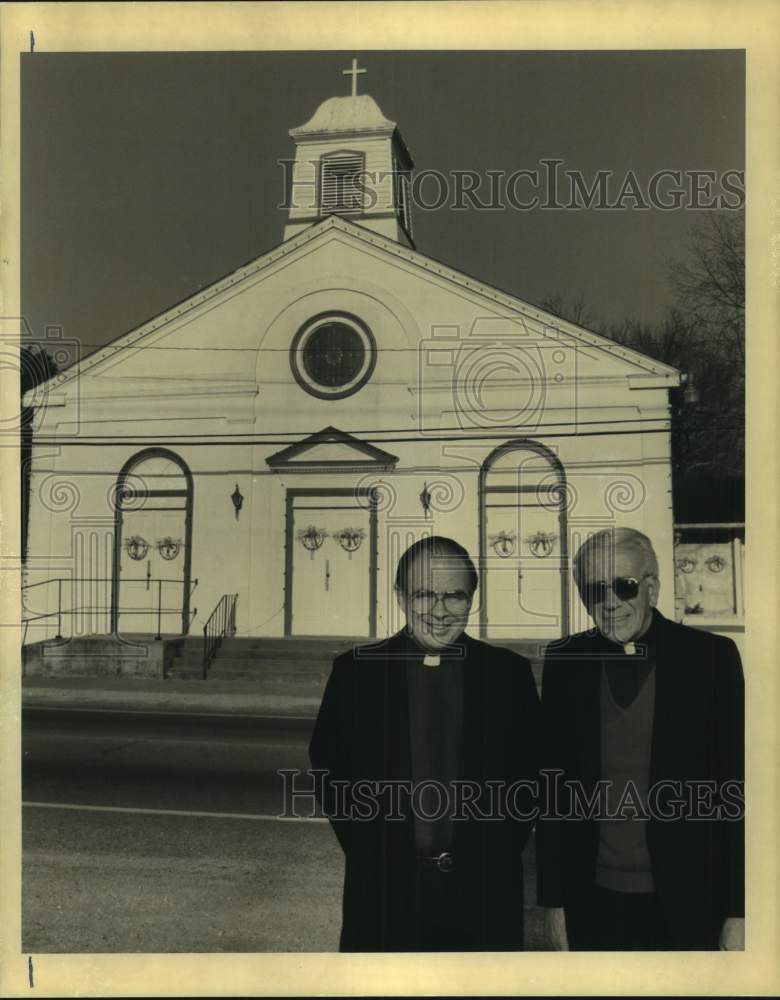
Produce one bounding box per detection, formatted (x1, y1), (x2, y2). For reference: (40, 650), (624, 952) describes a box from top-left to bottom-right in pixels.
(24, 708), (315, 815)
(22, 708), (544, 952)
(24, 803), (343, 953)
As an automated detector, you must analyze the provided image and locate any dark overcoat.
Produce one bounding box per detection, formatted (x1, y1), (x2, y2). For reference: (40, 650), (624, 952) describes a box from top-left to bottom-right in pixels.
(309, 629), (541, 951)
(536, 609), (744, 949)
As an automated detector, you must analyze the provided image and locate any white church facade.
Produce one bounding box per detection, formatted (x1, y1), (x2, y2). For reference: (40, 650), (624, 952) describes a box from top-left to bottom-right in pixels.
(22, 77), (681, 648)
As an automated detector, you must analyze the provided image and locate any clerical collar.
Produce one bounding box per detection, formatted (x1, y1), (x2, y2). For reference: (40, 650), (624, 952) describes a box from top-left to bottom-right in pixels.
(403, 628), (467, 663)
(600, 610), (658, 654)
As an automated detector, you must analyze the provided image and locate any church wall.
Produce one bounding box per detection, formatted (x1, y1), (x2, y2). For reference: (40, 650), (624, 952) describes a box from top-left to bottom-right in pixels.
(23, 409), (675, 642)
(234, 413), (674, 640)
(23, 231), (678, 643)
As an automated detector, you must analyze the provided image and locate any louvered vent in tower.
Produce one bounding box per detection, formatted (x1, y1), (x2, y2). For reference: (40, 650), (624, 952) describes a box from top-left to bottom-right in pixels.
(319, 151), (365, 215)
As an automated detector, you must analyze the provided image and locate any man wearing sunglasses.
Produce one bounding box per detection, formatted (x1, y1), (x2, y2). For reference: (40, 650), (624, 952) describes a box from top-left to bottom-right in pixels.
(537, 527), (744, 951)
(309, 534), (540, 951)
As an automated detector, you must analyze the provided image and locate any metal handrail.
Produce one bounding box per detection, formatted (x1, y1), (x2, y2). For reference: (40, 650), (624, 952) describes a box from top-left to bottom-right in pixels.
(22, 576), (198, 642)
(202, 593), (238, 679)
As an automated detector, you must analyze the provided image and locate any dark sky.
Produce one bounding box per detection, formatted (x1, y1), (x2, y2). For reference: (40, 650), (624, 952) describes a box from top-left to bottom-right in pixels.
(21, 50), (744, 367)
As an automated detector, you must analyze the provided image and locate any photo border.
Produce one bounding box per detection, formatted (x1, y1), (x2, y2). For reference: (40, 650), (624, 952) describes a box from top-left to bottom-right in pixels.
(1, 1), (777, 995)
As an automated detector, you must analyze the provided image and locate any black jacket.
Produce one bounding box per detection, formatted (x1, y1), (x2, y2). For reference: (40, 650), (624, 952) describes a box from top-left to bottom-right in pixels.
(536, 610), (744, 949)
(309, 629), (540, 951)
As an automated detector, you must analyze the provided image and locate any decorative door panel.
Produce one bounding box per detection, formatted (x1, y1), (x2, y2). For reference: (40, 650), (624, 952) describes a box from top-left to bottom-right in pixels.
(114, 449), (192, 636)
(289, 494), (373, 637)
(485, 503), (564, 638)
(119, 507), (187, 635)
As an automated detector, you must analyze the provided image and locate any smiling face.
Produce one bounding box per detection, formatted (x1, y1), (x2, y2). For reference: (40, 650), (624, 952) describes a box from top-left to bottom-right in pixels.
(396, 555), (475, 653)
(579, 542), (659, 644)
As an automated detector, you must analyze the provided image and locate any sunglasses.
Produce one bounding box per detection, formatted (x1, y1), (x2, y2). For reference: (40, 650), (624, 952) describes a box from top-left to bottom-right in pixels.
(583, 575), (651, 605)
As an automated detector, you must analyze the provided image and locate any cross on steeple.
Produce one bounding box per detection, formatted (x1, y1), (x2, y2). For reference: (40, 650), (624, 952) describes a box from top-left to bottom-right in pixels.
(342, 58), (367, 98)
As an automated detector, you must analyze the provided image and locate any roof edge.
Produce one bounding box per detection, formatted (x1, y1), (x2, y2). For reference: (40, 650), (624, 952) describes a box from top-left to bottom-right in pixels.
(24, 214), (681, 403)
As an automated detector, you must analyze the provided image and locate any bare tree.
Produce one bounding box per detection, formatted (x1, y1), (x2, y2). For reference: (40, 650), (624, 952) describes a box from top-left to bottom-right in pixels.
(667, 213), (745, 480)
(538, 292), (594, 330)
(538, 211), (745, 505)
(670, 212), (744, 367)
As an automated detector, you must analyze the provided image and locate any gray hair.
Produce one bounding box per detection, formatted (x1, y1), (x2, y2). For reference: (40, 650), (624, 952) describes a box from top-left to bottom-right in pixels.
(573, 527), (659, 587)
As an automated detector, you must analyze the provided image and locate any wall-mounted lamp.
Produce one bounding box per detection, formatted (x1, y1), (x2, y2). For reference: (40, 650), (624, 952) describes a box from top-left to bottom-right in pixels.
(682, 374), (700, 405)
(231, 483), (244, 520)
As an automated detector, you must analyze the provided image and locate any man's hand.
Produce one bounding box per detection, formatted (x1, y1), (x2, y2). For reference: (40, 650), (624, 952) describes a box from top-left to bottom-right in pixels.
(719, 916), (745, 951)
(544, 907), (569, 950)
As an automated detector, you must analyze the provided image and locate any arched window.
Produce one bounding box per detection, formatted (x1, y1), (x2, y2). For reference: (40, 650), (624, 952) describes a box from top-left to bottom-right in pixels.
(479, 440), (569, 640)
(112, 449), (194, 636)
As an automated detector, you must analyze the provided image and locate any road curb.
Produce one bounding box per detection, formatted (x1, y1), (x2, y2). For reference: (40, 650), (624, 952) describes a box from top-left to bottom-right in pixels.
(21, 681), (321, 719)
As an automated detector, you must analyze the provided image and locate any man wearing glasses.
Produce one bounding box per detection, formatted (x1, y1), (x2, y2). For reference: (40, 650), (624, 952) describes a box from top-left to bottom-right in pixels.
(538, 527), (744, 951)
(309, 535), (540, 951)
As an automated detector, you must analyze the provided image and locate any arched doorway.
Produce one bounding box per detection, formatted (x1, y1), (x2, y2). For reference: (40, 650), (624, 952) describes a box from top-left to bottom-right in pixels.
(479, 440), (569, 640)
(112, 449), (193, 635)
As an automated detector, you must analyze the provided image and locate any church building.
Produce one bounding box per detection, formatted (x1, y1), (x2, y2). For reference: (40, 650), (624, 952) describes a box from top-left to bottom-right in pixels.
(22, 66), (681, 652)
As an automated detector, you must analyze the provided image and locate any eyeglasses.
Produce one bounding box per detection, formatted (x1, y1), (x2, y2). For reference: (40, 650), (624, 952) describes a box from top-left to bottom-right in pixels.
(583, 575), (652, 605)
(407, 590), (472, 615)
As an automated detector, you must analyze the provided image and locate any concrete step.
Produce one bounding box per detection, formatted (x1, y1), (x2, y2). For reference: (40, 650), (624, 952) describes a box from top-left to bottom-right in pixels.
(172, 635), (548, 659)
(167, 665), (205, 680)
(167, 652), (334, 684)
(217, 636), (362, 658)
(215, 655), (331, 672)
(172, 659), (543, 691)
(207, 658), (329, 677)
(167, 627), (549, 673)
(170, 645), (545, 680)
(167, 636), (357, 662)
(173, 634), (356, 645)
(206, 667), (328, 691)
(166, 655), (326, 687)
(170, 655), (333, 673)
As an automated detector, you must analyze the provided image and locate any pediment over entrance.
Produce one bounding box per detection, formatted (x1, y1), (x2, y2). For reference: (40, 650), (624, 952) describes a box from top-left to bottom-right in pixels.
(266, 426), (398, 471)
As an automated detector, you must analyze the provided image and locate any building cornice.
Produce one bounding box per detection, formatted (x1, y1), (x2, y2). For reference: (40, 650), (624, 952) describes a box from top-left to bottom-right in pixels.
(24, 215), (680, 403)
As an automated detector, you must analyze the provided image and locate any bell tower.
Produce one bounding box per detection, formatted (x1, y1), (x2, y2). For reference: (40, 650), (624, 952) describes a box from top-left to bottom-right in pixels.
(283, 60), (415, 248)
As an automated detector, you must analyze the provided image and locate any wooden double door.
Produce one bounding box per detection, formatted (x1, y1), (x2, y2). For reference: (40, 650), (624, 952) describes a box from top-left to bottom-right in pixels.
(285, 489), (377, 637)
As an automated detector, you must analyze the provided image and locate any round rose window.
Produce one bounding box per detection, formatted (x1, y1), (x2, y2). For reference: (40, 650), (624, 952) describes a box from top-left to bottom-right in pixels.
(290, 313), (376, 399)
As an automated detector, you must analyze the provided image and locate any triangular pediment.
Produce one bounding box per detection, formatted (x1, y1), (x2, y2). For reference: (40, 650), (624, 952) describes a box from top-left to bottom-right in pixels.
(24, 214), (680, 405)
(266, 426), (398, 470)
